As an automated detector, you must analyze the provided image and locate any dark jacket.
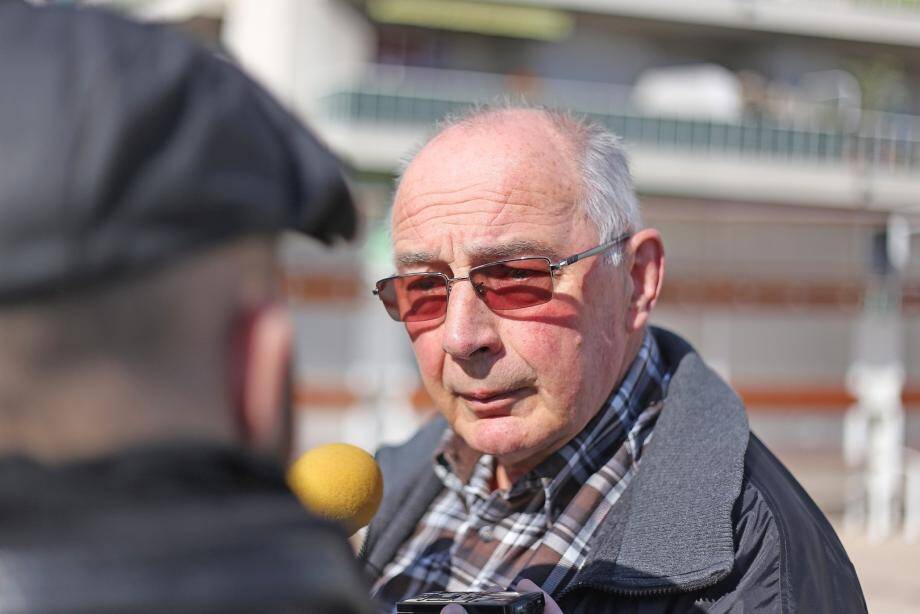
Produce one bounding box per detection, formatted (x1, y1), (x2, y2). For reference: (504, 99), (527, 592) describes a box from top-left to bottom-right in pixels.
(362, 327), (867, 613)
(0, 443), (372, 614)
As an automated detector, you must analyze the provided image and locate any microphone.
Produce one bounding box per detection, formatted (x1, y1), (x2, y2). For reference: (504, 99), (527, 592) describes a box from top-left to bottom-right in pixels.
(286, 443), (383, 535)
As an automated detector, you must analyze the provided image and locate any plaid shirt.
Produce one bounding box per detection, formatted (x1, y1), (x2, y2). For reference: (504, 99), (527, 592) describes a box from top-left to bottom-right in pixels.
(372, 331), (670, 610)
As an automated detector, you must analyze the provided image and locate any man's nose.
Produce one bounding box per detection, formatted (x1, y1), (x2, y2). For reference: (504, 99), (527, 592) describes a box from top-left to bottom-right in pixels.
(440, 280), (502, 361)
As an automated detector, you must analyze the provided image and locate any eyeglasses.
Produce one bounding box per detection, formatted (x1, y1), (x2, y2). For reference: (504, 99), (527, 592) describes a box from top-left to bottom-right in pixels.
(372, 233), (630, 322)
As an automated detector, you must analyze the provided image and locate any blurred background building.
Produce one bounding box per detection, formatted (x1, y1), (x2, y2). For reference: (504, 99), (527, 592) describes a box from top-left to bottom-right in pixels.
(64, 0), (920, 607)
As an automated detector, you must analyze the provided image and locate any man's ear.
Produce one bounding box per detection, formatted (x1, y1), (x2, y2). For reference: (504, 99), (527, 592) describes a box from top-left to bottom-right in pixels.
(229, 304), (293, 452)
(625, 228), (665, 333)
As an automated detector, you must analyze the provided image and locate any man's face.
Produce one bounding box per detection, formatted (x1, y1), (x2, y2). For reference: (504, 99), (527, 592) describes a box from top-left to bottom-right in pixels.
(390, 113), (636, 472)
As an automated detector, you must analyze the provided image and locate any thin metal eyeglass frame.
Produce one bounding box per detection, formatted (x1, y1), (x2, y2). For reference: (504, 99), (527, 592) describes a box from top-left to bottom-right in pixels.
(372, 232), (631, 320)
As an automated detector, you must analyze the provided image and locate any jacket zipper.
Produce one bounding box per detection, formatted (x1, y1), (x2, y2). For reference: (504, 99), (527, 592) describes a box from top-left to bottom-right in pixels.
(557, 571), (726, 600)
(558, 580), (678, 600)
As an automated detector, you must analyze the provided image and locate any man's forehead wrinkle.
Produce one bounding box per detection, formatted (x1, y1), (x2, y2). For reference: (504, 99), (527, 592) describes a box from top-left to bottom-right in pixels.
(397, 170), (571, 213)
(394, 189), (564, 233)
(398, 176), (497, 206)
(396, 206), (568, 247)
(393, 177), (512, 232)
(390, 180), (575, 261)
(392, 209), (563, 254)
(398, 175), (539, 211)
(488, 184), (577, 226)
(399, 189), (514, 221)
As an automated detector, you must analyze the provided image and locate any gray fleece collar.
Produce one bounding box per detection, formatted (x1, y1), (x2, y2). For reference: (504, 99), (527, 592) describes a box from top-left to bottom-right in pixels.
(563, 327), (749, 596)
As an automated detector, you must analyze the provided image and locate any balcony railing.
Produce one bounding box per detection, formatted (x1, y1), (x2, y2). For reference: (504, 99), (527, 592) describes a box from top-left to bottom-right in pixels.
(778, 0), (920, 12)
(321, 66), (920, 172)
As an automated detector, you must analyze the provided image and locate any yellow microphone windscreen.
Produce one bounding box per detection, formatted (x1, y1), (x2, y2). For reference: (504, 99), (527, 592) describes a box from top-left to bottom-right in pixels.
(287, 443), (383, 535)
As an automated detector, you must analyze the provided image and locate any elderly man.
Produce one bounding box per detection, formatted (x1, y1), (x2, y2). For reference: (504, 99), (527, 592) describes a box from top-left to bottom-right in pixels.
(362, 107), (866, 613)
(0, 3), (368, 612)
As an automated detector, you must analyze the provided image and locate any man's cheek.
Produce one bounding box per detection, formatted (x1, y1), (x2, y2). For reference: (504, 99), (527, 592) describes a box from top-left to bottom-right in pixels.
(507, 318), (580, 366)
(409, 335), (445, 384)
(405, 319), (443, 343)
(511, 291), (584, 336)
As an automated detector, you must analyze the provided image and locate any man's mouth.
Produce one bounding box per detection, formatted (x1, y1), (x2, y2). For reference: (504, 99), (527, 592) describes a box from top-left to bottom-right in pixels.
(457, 388), (528, 415)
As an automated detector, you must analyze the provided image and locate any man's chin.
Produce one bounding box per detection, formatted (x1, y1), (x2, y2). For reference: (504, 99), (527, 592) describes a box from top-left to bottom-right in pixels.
(458, 415), (534, 459)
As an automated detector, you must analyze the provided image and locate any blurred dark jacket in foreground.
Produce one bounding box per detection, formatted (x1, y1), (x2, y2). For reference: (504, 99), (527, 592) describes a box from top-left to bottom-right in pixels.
(0, 2), (368, 612)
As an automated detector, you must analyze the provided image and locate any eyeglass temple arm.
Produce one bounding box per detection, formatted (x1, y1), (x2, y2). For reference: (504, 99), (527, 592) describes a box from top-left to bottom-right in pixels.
(551, 232), (631, 270)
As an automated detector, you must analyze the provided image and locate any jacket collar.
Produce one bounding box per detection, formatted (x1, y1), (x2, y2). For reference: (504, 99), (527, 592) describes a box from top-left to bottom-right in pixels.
(365, 327), (749, 596)
(561, 327), (749, 596)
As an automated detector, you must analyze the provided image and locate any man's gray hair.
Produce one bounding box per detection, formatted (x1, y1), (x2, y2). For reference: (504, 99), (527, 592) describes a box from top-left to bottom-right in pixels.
(396, 104), (642, 265)
(562, 113), (642, 264)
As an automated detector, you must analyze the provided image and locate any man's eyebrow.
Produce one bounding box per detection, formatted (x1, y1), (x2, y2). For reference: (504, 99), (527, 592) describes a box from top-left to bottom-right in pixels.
(395, 250), (439, 267)
(466, 240), (562, 263)
(395, 240), (562, 269)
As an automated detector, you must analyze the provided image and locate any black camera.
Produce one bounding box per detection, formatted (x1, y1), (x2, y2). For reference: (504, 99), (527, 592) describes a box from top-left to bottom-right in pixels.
(396, 590), (544, 614)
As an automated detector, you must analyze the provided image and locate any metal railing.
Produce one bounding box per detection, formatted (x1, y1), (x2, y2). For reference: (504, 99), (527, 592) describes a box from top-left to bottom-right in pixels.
(607, 0), (920, 14)
(800, 0), (920, 12)
(321, 66), (920, 172)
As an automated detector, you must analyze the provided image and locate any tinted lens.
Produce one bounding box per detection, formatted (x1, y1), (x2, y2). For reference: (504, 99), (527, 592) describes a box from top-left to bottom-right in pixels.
(471, 258), (553, 311)
(376, 273), (448, 322)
